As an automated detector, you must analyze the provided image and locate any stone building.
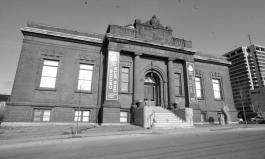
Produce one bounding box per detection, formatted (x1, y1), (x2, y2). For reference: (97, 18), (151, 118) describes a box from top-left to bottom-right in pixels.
(5, 16), (238, 126)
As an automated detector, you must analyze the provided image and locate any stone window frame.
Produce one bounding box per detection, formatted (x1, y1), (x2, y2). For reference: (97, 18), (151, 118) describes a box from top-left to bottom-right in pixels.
(211, 72), (224, 101)
(195, 71), (205, 100)
(120, 109), (130, 123)
(74, 109), (90, 122)
(32, 107), (52, 122)
(74, 58), (96, 94)
(174, 72), (183, 97)
(76, 63), (94, 93)
(36, 54), (62, 91)
(120, 67), (130, 93)
(119, 62), (132, 94)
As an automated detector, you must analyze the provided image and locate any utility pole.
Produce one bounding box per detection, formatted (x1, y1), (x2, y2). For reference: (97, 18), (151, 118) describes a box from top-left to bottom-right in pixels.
(75, 84), (82, 136)
(240, 88), (248, 127)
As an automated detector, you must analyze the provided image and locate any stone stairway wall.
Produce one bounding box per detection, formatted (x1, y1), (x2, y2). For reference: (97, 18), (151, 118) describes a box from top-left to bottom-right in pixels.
(134, 106), (194, 129)
(151, 107), (193, 129)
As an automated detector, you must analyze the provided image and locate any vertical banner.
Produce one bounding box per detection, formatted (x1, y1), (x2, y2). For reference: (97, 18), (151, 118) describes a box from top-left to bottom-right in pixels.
(186, 62), (197, 103)
(106, 50), (120, 100)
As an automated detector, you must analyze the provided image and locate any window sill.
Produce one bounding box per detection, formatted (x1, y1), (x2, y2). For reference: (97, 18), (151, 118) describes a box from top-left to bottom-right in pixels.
(119, 92), (133, 94)
(175, 95), (185, 97)
(36, 88), (56, 91)
(214, 99), (223, 101)
(75, 90), (93, 94)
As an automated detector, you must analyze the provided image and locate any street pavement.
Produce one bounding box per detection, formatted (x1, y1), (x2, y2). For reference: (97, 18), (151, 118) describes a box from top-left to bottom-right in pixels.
(0, 126), (265, 159)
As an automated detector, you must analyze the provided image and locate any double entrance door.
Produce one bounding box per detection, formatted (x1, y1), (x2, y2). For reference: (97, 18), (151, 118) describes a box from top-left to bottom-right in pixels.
(144, 72), (161, 106)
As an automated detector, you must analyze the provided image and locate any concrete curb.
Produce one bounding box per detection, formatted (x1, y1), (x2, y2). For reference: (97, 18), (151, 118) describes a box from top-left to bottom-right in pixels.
(0, 125), (264, 150)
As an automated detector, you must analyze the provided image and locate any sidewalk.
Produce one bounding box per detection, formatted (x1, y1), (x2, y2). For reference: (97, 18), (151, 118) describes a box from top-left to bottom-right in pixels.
(0, 122), (264, 149)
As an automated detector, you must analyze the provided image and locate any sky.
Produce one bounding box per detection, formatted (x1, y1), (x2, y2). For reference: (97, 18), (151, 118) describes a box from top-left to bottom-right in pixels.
(0, 0), (264, 94)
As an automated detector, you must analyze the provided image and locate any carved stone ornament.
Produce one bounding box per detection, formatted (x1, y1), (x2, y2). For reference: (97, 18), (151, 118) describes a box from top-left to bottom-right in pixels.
(144, 15), (166, 29)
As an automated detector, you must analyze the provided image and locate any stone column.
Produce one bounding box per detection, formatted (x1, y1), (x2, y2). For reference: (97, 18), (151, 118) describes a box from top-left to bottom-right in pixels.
(102, 50), (121, 124)
(133, 52), (143, 106)
(167, 57), (176, 108)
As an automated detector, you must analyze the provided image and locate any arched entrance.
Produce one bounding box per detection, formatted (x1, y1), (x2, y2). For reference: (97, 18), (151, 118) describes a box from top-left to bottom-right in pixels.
(144, 72), (161, 106)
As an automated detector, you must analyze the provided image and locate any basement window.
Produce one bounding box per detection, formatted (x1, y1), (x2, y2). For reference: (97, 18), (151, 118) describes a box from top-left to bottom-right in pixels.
(120, 111), (128, 123)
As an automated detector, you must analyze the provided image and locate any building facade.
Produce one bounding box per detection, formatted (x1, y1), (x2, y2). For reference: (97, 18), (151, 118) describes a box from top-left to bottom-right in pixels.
(5, 16), (237, 125)
(224, 44), (265, 112)
(250, 87), (265, 114)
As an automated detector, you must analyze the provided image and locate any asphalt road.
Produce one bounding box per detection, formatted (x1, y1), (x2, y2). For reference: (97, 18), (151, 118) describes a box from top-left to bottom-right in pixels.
(1, 127), (265, 159)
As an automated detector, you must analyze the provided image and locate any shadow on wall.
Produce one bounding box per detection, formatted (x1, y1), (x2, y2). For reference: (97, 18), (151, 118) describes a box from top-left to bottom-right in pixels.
(0, 102), (6, 125)
(208, 117), (215, 124)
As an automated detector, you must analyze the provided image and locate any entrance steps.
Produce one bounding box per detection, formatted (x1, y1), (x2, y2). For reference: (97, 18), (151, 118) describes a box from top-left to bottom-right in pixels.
(151, 107), (193, 129)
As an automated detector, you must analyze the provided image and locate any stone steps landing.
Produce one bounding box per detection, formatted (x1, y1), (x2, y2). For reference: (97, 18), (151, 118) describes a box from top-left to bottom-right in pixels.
(151, 107), (193, 129)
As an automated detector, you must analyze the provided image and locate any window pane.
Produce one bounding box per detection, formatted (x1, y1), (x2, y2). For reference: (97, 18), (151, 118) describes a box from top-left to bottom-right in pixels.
(120, 117), (127, 123)
(82, 116), (89, 122)
(175, 73), (181, 96)
(175, 74), (180, 86)
(121, 82), (128, 92)
(78, 80), (91, 91)
(212, 79), (219, 84)
(120, 112), (128, 123)
(33, 109), (41, 121)
(196, 89), (202, 98)
(121, 74), (129, 82)
(80, 64), (93, 70)
(40, 77), (56, 88)
(120, 111), (127, 117)
(195, 81), (201, 90)
(212, 79), (222, 99)
(79, 70), (93, 80)
(214, 91), (221, 99)
(44, 60), (58, 66)
(42, 110), (51, 121)
(122, 68), (129, 73)
(42, 65), (58, 77)
(82, 111), (90, 122)
(74, 111), (81, 122)
(83, 111), (90, 117)
(213, 83), (220, 91)
(195, 77), (202, 98)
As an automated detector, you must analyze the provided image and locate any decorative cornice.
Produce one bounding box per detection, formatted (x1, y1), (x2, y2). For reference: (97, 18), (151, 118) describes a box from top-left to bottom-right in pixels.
(106, 33), (196, 55)
(168, 56), (176, 61)
(134, 52), (143, 56)
(194, 55), (231, 65)
(21, 27), (103, 44)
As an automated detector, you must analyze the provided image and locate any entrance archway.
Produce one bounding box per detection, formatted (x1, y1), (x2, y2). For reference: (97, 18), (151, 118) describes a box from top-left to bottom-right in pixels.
(144, 72), (161, 106)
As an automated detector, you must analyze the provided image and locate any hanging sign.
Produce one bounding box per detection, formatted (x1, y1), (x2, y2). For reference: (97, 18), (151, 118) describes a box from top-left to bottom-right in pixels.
(186, 62), (197, 103)
(106, 51), (120, 100)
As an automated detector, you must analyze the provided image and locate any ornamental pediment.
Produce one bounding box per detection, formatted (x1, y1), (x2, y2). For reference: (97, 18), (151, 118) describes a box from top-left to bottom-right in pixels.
(107, 16), (192, 49)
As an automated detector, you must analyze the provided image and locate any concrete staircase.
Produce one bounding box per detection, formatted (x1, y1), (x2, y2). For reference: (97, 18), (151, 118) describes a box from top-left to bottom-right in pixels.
(151, 107), (193, 129)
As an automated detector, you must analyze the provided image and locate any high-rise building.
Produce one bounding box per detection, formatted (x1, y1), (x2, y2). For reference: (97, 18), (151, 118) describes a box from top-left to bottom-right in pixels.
(223, 44), (265, 111)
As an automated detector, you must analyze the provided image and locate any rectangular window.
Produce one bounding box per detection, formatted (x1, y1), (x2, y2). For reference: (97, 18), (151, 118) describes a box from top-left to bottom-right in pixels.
(195, 77), (203, 99)
(120, 111), (128, 123)
(33, 109), (51, 122)
(74, 110), (90, 122)
(121, 67), (129, 92)
(175, 73), (182, 96)
(201, 112), (207, 122)
(40, 60), (59, 88)
(78, 64), (93, 91)
(212, 79), (222, 100)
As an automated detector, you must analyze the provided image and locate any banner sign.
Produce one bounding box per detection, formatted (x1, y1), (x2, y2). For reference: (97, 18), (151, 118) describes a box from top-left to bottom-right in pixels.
(186, 62), (197, 103)
(106, 51), (120, 100)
